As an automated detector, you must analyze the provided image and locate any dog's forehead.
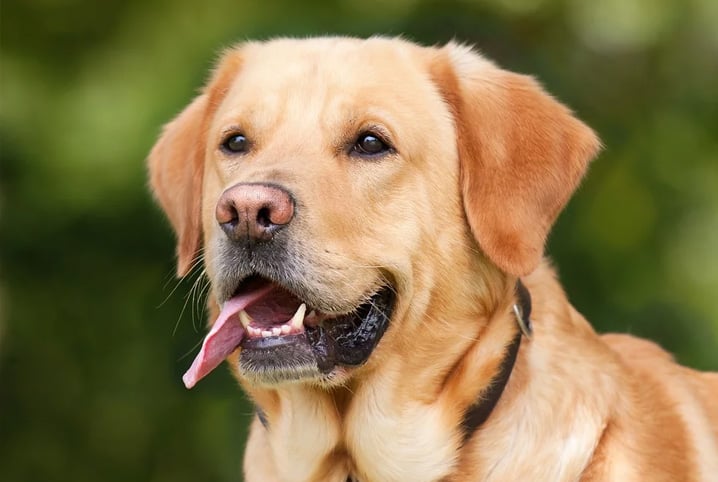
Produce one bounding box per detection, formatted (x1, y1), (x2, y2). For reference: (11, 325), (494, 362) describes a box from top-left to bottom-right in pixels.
(240, 37), (423, 86)
(212, 38), (438, 129)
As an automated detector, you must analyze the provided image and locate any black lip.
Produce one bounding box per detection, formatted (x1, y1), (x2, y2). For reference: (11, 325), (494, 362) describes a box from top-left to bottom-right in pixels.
(238, 286), (396, 383)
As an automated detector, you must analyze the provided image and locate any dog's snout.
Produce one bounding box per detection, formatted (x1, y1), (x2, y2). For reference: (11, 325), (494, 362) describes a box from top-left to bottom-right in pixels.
(216, 183), (295, 243)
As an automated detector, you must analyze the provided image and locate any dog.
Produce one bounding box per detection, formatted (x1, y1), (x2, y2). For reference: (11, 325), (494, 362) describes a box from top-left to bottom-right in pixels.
(148, 37), (718, 481)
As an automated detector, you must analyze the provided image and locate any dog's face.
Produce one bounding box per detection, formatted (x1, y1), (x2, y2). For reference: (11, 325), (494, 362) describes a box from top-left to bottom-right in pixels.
(149, 37), (599, 388)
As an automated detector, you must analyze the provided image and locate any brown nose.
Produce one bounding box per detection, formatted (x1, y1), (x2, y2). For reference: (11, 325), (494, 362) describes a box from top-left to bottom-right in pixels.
(215, 183), (295, 244)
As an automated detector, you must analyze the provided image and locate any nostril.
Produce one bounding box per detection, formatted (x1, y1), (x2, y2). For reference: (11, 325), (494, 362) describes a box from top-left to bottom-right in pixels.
(256, 206), (272, 228)
(219, 209), (240, 237)
(217, 201), (239, 226)
(228, 205), (239, 224)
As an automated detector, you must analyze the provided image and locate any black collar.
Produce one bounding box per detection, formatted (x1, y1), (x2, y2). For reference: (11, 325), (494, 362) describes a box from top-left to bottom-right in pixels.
(458, 279), (532, 445)
(348, 282), (532, 481)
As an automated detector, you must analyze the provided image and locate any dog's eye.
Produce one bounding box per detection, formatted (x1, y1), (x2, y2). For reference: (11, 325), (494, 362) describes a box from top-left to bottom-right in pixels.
(221, 134), (249, 154)
(353, 133), (390, 157)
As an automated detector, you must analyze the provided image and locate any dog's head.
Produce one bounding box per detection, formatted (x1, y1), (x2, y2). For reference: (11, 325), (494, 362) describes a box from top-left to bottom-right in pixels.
(149, 37), (599, 388)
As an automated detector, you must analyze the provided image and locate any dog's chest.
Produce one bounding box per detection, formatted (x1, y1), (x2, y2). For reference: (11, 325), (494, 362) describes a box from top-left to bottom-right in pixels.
(283, 386), (459, 481)
(263, 383), (460, 482)
(345, 393), (459, 482)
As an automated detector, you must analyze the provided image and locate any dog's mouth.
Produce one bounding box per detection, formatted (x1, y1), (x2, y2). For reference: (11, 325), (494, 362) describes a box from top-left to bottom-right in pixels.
(182, 275), (395, 388)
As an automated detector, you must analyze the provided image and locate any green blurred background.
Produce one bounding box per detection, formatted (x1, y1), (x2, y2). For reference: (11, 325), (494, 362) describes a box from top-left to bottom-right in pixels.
(1, 0), (716, 480)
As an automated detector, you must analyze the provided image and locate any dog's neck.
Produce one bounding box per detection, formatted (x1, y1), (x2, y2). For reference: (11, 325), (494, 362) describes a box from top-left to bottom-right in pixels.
(459, 279), (531, 444)
(240, 272), (530, 480)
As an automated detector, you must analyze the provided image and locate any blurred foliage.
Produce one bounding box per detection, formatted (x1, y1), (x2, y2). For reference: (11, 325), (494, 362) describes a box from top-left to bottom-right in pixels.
(1, 0), (717, 481)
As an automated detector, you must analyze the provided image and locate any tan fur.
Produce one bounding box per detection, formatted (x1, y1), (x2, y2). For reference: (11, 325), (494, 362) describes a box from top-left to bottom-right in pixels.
(148, 37), (718, 481)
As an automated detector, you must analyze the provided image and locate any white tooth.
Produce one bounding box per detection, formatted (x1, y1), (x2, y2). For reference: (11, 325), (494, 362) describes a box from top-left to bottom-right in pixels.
(281, 324), (291, 334)
(238, 310), (252, 329)
(246, 326), (256, 337)
(307, 310), (317, 319)
(290, 303), (307, 330)
(271, 327), (281, 336)
(262, 330), (273, 338)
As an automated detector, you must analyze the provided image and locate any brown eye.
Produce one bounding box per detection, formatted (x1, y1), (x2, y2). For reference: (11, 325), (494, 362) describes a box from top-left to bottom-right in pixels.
(353, 133), (390, 157)
(222, 134), (248, 153)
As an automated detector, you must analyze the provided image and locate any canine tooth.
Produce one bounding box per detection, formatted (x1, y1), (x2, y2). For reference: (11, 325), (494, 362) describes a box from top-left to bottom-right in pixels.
(238, 310), (252, 329)
(290, 303), (307, 330)
(271, 327), (281, 336)
(307, 310), (317, 319)
(281, 324), (291, 334)
(261, 330), (273, 338)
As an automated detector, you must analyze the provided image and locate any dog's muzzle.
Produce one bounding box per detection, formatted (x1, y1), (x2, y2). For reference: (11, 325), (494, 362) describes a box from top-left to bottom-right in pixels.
(181, 182), (396, 388)
(182, 275), (396, 388)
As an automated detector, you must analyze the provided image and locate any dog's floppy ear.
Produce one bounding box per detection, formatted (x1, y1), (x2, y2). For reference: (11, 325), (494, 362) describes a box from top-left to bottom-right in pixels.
(148, 51), (242, 276)
(431, 44), (600, 276)
(148, 94), (209, 277)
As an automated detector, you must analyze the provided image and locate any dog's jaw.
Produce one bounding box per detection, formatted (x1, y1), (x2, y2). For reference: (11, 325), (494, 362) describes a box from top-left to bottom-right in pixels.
(183, 274), (397, 388)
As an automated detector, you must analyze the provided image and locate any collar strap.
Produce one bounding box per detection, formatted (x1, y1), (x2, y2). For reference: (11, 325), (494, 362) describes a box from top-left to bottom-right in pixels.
(459, 279), (531, 445)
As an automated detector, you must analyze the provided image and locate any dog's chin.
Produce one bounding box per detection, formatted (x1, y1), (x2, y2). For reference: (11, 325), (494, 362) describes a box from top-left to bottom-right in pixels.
(237, 286), (396, 386)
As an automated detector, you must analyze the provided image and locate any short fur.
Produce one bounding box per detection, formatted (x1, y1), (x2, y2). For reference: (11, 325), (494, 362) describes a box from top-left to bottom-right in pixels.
(148, 37), (718, 481)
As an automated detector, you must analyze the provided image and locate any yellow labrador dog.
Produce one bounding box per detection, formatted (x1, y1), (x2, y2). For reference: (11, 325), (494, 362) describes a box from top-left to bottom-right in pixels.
(149, 37), (718, 481)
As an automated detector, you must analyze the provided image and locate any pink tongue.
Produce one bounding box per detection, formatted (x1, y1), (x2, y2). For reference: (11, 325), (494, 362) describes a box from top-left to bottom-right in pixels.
(182, 283), (275, 389)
